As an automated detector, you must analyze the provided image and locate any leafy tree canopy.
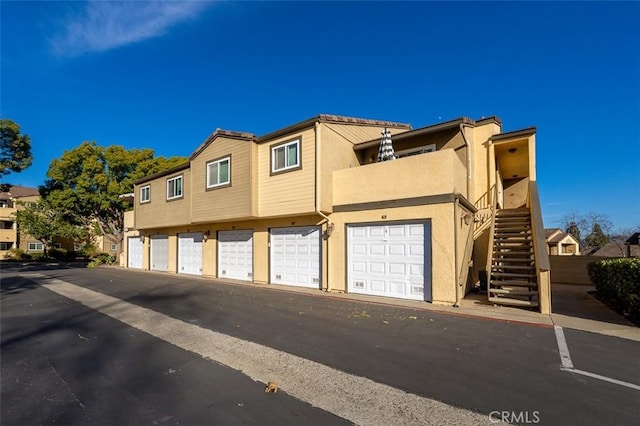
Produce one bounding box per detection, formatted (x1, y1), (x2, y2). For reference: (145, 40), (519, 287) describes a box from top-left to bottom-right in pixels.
(41, 141), (187, 252)
(0, 119), (33, 190)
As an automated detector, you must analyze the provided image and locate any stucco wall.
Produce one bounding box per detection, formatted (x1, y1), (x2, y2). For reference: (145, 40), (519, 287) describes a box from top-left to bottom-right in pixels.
(549, 255), (595, 285)
(333, 149), (465, 207)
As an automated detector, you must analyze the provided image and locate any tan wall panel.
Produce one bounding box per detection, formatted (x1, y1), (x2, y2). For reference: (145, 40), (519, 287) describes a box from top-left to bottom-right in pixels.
(503, 177), (529, 209)
(135, 169), (191, 229)
(191, 137), (253, 222)
(333, 149), (463, 206)
(319, 123), (362, 212)
(258, 128), (316, 217)
(549, 255), (595, 285)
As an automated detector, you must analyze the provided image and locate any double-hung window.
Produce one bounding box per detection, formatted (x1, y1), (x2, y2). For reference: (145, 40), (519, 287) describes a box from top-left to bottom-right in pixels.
(140, 185), (150, 203)
(28, 242), (44, 251)
(167, 176), (183, 200)
(271, 139), (300, 174)
(207, 156), (230, 189)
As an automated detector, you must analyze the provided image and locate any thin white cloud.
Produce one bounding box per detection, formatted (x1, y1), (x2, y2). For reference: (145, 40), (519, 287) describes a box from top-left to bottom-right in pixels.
(52, 1), (213, 56)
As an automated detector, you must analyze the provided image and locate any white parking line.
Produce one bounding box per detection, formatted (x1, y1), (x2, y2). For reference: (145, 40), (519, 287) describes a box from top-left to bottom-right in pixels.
(41, 277), (498, 426)
(554, 326), (640, 391)
(553, 326), (574, 369)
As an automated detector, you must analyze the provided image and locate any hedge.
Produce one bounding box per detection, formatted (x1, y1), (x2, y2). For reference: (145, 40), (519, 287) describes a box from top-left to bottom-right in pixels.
(587, 258), (640, 323)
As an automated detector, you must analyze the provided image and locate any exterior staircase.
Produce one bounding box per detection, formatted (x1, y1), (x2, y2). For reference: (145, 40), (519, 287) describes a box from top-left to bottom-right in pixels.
(489, 208), (539, 308)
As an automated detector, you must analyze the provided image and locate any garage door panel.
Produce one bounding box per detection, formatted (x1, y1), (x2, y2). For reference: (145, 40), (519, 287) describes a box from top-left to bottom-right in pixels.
(218, 230), (253, 281)
(150, 235), (168, 272)
(270, 226), (321, 288)
(128, 237), (143, 269)
(348, 222), (431, 302)
(178, 233), (202, 276)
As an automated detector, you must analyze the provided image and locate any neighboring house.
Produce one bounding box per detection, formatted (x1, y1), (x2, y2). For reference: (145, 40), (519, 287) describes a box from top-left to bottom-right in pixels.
(591, 233), (640, 257)
(0, 186), (40, 257)
(128, 114), (551, 313)
(545, 228), (580, 255)
(0, 185), (75, 258)
(625, 233), (640, 257)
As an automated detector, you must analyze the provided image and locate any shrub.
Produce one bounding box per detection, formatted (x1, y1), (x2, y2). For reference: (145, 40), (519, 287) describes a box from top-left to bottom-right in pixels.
(588, 258), (640, 324)
(48, 248), (67, 260)
(88, 253), (116, 268)
(3, 248), (31, 261)
(31, 253), (46, 262)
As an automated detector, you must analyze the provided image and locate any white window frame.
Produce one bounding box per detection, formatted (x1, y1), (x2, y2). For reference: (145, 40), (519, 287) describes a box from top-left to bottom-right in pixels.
(28, 242), (44, 252)
(110, 243), (118, 251)
(166, 176), (183, 200)
(140, 185), (151, 203)
(271, 139), (300, 173)
(396, 144), (436, 158)
(54, 243), (62, 249)
(206, 156), (231, 189)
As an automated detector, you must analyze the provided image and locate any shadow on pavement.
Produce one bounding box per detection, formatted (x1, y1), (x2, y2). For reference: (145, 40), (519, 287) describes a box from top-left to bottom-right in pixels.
(551, 283), (636, 326)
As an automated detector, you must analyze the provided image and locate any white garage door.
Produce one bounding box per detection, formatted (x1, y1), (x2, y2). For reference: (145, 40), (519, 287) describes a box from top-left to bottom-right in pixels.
(178, 233), (203, 276)
(348, 222), (431, 301)
(270, 226), (321, 288)
(128, 236), (143, 269)
(218, 230), (253, 281)
(150, 235), (169, 272)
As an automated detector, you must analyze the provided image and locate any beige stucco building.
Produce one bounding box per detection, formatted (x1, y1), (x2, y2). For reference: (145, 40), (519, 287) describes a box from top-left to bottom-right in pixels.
(128, 114), (551, 313)
(0, 186), (41, 256)
(545, 228), (580, 255)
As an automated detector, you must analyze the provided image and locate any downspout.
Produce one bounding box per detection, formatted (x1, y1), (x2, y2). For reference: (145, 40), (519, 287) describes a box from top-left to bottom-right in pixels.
(460, 123), (472, 201)
(454, 198), (460, 307)
(315, 121), (331, 291)
(457, 124), (472, 307)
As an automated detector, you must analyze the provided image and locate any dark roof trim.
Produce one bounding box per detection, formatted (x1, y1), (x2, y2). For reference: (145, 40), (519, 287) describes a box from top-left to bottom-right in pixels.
(475, 115), (502, 126)
(257, 114), (411, 144)
(189, 128), (256, 160)
(625, 232), (640, 245)
(354, 117), (475, 151)
(133, 162), (190, 185)
(490, 127), (537, 142)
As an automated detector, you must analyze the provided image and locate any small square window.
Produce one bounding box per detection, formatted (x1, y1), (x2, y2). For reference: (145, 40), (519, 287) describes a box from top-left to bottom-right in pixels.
(54, 243), (62, 249)
(140, 185), (150, 203)
(110, 244), (118, 251)
(167, 176), (183, 200)
(271, 139), (300, 173)
(207, 156), (231, 189)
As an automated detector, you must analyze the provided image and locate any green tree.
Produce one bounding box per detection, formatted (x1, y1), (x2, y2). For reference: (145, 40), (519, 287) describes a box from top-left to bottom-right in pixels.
(0, 119), (33, 190)
(585, 223), (609, 250)
(14, 200), (84, 259)
(566, 221), (581, 244)
(41, 141), (186, 257)
(561, 212), (613, 253)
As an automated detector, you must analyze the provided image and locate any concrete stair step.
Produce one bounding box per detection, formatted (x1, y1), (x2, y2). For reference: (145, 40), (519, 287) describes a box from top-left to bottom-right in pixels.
(492, 271), (537, 278)
(492, 265), (536, 271)
(488, 296), (539, 307)
(489, 288), (538, 296)
(490, 279), (538, 287)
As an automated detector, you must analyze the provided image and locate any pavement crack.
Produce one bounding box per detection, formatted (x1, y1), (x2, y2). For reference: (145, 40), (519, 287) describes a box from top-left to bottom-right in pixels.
(46, 356), (86, 410)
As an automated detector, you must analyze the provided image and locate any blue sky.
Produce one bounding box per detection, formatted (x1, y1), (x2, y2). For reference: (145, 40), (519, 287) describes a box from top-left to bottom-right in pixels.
(1, 1), (639, 232)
